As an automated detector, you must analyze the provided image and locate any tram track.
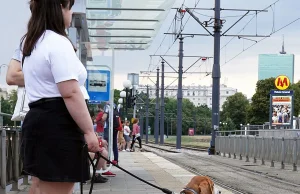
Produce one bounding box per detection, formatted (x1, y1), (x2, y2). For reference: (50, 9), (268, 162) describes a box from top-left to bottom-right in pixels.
(143, 143), (300, 194)
(144, 140), (208, 152)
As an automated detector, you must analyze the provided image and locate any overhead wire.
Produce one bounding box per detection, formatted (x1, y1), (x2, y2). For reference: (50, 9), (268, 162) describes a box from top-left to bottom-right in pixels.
(199, 0), (281, 80)
(220, 0), (280, 51)
(147, 0), (188, 72)
(149, 0), (202, 73)
(222, 17), (300, 67)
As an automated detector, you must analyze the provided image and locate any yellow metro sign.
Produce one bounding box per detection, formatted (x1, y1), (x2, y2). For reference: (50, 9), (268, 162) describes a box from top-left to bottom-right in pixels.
(275, 75), (290, 90)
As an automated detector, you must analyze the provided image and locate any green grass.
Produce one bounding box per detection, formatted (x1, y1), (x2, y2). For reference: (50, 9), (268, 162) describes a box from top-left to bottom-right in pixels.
(148, 135), (211, 148)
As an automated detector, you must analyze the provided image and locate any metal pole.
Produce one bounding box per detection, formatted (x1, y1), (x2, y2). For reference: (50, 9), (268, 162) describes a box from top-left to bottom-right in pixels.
(194, 110), (196, 134)
(122, 98), (125, 119)
(0, 97), (3, 128)
(176, 35), (184, 149)
(210, 0), (222, 155)
(166, 118), (169, 138)
(155, 67), (160, 144)
(160, 61), (165, 144)
(1, 130), (6, 191)
(145, 85), (149, 144)
(133, 89), (137, 118)
(171, 120), (173, 135)
(125, 88), (128, 120)
(140, 111), (144, 139)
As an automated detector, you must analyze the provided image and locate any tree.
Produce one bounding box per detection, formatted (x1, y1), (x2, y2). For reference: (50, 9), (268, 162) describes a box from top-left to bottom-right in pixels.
(221, 92), (250, 129)
(248, 78), (278, 124)
(219, 117), (235, 132)
(8, 90), (18, 111)
(113, 89), (121, 105)
(289, 81), (300, 116)
(0, 90), (18, 127)
(248, 78), (300, 124)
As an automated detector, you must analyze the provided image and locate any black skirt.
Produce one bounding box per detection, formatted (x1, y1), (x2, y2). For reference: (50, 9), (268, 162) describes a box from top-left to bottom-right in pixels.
(21, 97), (90, 182)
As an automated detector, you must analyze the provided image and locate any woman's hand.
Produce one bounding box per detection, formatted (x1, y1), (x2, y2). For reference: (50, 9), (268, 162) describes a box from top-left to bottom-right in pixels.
(84, 132), (100, 153)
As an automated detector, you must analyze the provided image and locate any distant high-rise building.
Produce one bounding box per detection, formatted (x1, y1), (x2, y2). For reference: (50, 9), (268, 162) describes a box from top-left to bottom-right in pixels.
(258, 36), (295, 83)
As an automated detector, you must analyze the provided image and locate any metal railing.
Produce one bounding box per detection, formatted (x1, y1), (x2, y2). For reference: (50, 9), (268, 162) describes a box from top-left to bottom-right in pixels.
(216, 131), (300, 171)
(0, 113), (29, 194)
(217, 129), (300, 138)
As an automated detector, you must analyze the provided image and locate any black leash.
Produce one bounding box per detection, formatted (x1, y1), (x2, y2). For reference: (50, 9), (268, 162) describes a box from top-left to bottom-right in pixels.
(81, 145), (101, 194)
(81, 144), (174, 194)
(97, 152), (173, 194)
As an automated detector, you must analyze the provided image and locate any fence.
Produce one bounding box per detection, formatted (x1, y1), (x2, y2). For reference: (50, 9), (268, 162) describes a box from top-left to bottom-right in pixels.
(217, 129), (300, 138)
(216, 133), (300, 171)
(0, 112), (29, 194)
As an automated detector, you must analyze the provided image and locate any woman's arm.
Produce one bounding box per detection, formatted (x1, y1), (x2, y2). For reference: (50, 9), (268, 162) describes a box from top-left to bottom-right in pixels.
(6, 59), (24, 86)
(57, 80), (99, 152)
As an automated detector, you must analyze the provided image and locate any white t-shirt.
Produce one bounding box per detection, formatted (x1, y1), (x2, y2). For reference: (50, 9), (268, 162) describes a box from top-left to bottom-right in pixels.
(124, 126), (131, 136)
(21, 30), (88, 103)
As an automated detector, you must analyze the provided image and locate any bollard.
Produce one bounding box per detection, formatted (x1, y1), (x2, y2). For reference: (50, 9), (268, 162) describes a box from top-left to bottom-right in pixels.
(261, 137), (265, 165)
(245, 136), (249, 162)
(11, 132), (20, 191)
(253, 136), (257, 163)
(228, 136), (231, 158)
(233, 136), (236, 159)
(23, 176), (29, 185)
(1, 130), (7, 193)
(292, 138), (297, 171)
(270, 137), (275, 167)
(223, 137), (226, 157)
(281, 137), (285, 169)
(239, 136), (243, 160)
(218, 137), (221, 155)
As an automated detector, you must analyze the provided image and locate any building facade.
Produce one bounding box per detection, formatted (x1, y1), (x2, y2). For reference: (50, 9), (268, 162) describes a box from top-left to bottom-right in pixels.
(139, 84), (237, 110)
(258, 54), (295, 83)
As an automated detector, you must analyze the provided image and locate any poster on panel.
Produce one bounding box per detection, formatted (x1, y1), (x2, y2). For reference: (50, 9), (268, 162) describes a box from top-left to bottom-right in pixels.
(270, 90), (293, 127)
(86, 66), (111, 104)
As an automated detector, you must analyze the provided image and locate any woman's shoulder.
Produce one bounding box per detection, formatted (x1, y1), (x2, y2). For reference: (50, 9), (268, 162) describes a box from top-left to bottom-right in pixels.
(44, 30), (72, 48)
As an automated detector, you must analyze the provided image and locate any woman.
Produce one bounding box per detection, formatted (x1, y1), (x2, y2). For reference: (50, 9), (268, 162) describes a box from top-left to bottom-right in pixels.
(123, 120), (131, 151)
(118, 120), (126, 151)
(130, 118), (142, 151)
(20, 0), (99, 194)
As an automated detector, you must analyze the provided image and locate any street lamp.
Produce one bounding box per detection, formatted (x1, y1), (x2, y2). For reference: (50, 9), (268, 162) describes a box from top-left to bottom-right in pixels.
(118, 98), (123, 104)
(122, 80), (132, 120)
(0, 64), (8, 74)
(123, 80), (132, 88)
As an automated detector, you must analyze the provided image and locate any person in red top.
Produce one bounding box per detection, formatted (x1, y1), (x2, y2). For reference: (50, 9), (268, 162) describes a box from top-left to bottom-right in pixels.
(95, 104), (105, 136)
(130, 118), (142, 151)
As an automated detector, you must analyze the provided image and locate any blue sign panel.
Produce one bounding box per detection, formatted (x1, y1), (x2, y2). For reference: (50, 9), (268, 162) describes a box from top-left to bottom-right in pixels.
(271, 90), (294, 95)
(86, 70), (110, 104)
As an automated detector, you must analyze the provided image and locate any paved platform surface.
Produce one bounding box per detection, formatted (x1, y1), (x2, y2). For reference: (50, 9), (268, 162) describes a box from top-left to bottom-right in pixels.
(9, 151), (232, 194)
(77, 151), (231, 194)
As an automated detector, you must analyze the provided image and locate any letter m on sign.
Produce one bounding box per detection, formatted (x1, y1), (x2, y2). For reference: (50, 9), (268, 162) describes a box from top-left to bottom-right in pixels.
(277, 77), (288, 87)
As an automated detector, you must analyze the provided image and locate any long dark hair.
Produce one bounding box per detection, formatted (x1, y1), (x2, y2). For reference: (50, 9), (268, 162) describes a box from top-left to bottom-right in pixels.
(21, 0), (75, 57)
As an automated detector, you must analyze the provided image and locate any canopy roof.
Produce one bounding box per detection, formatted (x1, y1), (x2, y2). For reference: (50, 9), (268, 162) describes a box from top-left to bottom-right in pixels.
(85, 0), (175, 50)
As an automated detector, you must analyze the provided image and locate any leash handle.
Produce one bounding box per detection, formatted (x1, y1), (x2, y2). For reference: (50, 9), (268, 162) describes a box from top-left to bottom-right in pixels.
(81, 145), (101, 194)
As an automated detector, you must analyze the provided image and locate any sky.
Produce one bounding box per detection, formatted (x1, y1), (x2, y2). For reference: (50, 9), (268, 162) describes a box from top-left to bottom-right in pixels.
(0, 0), (300, 98)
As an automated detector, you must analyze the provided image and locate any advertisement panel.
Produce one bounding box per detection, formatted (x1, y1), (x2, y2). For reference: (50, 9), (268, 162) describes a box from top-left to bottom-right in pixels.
(269, 90), (294, 127)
